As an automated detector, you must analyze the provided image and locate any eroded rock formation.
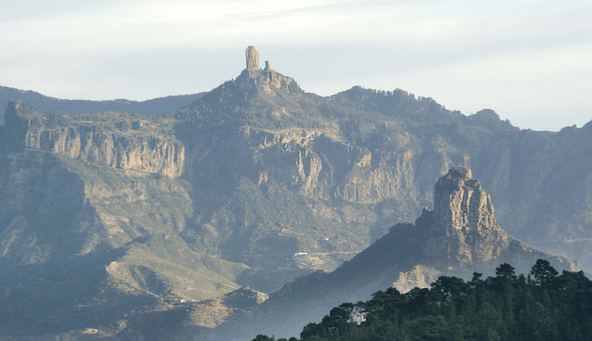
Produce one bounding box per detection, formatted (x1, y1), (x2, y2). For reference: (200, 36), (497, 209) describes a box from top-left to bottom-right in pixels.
(424, 166), (510, 266)
(239, 46), (297, 92)
(246, 46), (259, 70)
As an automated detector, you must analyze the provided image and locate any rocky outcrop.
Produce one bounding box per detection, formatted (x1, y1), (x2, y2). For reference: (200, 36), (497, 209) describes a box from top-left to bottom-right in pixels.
(424, 166), (511, 266)
(222, 286), (268, 308)
(238, 46), (298, 93)
(419, 167), (576, 272)
(246, 46), (259, 70)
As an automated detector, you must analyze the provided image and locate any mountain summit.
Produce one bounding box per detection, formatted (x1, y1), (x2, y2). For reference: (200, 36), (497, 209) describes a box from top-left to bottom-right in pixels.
(236, 46), (299, 95)
(333, 166), (576, 290)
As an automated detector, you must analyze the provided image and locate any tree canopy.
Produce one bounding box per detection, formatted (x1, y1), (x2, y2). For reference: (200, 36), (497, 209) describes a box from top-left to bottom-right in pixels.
(253, 259), (592, 341)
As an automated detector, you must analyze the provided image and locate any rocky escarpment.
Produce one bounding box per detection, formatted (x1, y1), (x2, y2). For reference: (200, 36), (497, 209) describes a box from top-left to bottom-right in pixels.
(1, 101), (185, 177)
(204, 126), (418, 203)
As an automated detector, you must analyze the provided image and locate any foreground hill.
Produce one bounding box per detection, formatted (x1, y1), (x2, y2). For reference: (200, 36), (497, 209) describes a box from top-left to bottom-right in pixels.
(257, 259), (592, 341)
(0, 46), (590, 339)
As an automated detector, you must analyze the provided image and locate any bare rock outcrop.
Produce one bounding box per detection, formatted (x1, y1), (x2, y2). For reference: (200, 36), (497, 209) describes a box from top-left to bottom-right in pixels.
(2, 101), (185, 177)
(246, 46), (260, 70)
(423, 166), (510, 266)
(420, 167), (576, 272)
(238, 46), (298, 92)
(222, 286), (268, 308)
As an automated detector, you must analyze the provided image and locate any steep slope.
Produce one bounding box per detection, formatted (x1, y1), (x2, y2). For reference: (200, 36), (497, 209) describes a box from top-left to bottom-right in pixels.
(210, 167), (576, 340)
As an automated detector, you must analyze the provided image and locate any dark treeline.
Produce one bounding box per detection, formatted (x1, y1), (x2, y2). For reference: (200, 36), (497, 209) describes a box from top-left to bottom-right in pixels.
(252, 259), (592, 341)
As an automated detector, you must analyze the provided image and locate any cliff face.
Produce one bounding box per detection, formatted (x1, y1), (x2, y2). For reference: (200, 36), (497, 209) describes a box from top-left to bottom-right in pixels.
(24, 126), (185, 178)
(2, 101), (185, 177)
(222, 126), (417, 204)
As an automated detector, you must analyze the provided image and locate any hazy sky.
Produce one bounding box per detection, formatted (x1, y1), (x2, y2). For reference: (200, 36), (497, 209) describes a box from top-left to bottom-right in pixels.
(1, 0), (590, 131)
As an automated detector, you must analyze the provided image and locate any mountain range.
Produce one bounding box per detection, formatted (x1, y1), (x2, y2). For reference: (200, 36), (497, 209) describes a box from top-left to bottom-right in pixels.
(0, 46), (590, 340)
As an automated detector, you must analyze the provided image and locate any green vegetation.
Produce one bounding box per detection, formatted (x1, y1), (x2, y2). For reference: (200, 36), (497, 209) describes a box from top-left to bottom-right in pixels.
(253, 259), (592, 341)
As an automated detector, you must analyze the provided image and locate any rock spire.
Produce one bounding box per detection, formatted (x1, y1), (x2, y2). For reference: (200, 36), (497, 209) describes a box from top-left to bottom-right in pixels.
(422, 166), (510, 266)
(246, 46), (259, 70)
(238, 46), (299, 93)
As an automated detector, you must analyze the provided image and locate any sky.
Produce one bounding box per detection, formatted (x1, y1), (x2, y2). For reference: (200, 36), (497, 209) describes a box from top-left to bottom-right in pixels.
(1, 0), (591, 131)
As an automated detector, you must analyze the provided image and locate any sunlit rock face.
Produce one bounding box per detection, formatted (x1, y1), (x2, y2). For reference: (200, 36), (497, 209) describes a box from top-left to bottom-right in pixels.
(421, 166), (577, 272)
(2, 101), (185, 177)
(424, 166), (510, 266)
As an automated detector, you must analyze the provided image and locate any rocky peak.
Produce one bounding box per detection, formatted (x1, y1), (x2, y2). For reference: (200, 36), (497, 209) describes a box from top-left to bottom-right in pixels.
(433, 166), (488, 232)
(423, 167), (512, 266)
(237, 46), (299, 93)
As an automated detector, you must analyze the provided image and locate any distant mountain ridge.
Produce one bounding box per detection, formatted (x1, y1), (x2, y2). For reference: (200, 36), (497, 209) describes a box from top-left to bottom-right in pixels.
(0, 85), (205, 126)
